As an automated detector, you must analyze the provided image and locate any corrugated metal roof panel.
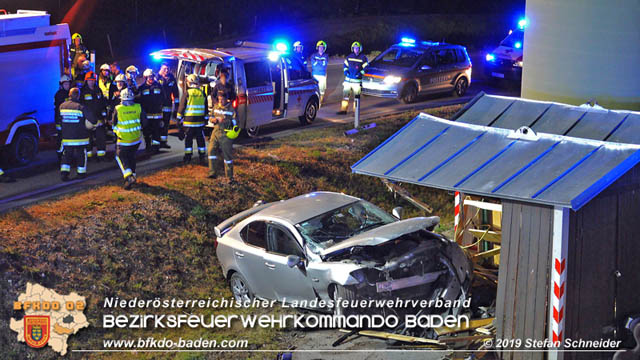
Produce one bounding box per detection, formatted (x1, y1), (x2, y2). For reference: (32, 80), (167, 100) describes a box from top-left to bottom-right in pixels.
(491, 100), (552, 130)
(454, 94), (514, 126)
(352, 113), (640, 210)
(606, 113), (640, 144)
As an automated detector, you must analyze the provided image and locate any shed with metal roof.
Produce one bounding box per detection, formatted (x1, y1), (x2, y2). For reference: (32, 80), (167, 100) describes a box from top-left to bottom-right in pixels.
(352, 95), (640, 360)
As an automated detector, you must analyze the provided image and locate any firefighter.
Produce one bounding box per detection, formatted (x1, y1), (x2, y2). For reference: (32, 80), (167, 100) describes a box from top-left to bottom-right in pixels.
(110, 62), (122, 81)
(98, 64), (111, 98)
(293, 41), (307, 68)
(311, 40), (329, 104)
(157, 63), (179, 149)
(0, 168), (15, 183)
(112, 88), (147, 189)
(338, 41), (368, 115)
(73, 58), (91, 88)
(208, 92), (239, 181)
(69, 33), (90, 72)
(109, 73), (127, 107)
(138, 69), (164, 154)
(177, 74), (208, 164)
(125, 65), (140, 95)
(59, 88), (97, 181)
(55, 74), (73, 164)
(211, 69), (236, 103)
(81, 71), (108, 161)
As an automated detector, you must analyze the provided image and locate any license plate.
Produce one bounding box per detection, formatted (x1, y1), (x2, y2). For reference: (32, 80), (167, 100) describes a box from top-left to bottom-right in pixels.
(491, 72), (505, 79)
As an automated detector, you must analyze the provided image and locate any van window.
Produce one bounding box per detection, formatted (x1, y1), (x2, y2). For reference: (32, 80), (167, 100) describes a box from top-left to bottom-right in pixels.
(284, 57), (310, 81)
(434, 49), (457, 66)
(244, 61), (271, 88)
(456, 49), (467, 63)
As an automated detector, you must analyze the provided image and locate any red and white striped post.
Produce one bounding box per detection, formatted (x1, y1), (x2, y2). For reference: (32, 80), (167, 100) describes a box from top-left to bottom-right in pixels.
(549, 207), (569, 360)
(454, 191), (462, 242)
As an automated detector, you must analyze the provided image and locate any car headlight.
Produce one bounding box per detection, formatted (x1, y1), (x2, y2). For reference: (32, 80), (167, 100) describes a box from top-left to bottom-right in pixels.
(485, 53), (496, 62)
(383, 75), (402, 84)
(514, 61), (524, 68)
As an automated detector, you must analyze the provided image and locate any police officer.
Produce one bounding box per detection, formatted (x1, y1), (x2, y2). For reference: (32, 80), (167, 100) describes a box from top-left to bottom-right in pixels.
(81, 71), (108, 161)
(112, 88), (147, 189)
(208, 92), (239, 181)
(293, 41), (307, 68)
(157, 63), (179, 149)
(311, 40), (329, 104)
(59, 88), (96, 181)
(338, 41), (368, 115)
(138, 69), (164, 154)
(177, 74), (208, 164)
(55, 74), (72, 164)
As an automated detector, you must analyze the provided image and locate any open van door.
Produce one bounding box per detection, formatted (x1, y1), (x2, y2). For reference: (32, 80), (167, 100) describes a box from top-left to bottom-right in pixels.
(242, 59), (273, 136)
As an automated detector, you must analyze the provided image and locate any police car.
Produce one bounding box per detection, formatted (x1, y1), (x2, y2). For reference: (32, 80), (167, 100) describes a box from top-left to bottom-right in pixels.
(362, 38), (472, 104)
(151, 41), (320, 137)
(484, 18), (526, 82)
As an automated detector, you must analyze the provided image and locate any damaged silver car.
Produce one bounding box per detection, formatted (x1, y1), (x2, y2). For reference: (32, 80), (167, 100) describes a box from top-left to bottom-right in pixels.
(214, 192), (473, 317)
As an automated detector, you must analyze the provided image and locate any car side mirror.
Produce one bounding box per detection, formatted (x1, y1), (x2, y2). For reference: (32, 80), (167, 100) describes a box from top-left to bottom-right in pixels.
(420, 65), (431, 71)
(286, 255), (302, 268)
(392, 207), (404, 220)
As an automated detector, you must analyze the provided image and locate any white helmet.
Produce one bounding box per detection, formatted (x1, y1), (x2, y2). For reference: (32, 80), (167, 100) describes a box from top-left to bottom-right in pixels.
(100, 63), (110, 71)
(126, 65), (139, 74)
(186, 74), (198, 87)
(120, 88), (135, 101)
(114, 73), (126, 82)
(143, 68), (154, 77)
(60, 74), (72, 83)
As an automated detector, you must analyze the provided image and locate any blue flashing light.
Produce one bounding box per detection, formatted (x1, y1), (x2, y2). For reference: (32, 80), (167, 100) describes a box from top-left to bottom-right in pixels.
(486, 53), (496, 62)
(268, 51), (280, 62)
(274, 41), (288, 53)
(401, 37), (416, 44)
(514, 42), (522, 49)
(152, 53), (162, 61)
(518, 18), (527, 29)
(399, 42), (415, 47)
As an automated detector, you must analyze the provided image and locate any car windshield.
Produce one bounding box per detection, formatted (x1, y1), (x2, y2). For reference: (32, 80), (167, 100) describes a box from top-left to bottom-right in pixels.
(500, 30), (524, 49)
(373, 47), (423, 68)
(295, 200), (397, 254)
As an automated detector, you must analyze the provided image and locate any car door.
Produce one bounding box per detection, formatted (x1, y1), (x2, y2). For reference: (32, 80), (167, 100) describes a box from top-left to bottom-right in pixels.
(243, 60), (273, 128)
(283, 55), (315, 117)
(235, 220), (274, 299)
(262, 222), (316, 302)
(438, 48), (459, 91)
(416, 52), (440, 93)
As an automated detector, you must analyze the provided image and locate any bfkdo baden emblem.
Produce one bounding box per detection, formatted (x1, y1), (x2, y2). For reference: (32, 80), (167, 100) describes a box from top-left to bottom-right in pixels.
(24, 315), (50, 348)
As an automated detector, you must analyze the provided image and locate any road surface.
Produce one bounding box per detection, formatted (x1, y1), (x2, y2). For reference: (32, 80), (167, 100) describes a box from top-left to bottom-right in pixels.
(0, 53), (518, 213)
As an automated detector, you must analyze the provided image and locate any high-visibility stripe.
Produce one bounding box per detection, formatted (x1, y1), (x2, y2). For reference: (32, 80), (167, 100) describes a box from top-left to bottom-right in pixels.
(118, 119), (140, 125)
(0, 169), (3, 176)
(123, 169), (133, 178)
(347, 58), (363, 62)
(197, 147), (206, 152)
(116, 126), (142, 133)
(97, 150), (106, 156)
(115, 155), (125, 173)
(183, 122), (204, 127)
(117, 139), (141, 146)
(224, 160), (233, 164)
(160, 136), (168, 141)
(152, 140), (161, 145)
(209, 156), (217, 159)
(62, 118), (80, 123)
(185, 148), (193, 154)
(60, 164), (71, 171)
(62, 139), (90, 146)
(60, 109), (83, 115)
(77, 167), (86, 173)
(87, 151), (93, 157)
(162, 106), (171, 112)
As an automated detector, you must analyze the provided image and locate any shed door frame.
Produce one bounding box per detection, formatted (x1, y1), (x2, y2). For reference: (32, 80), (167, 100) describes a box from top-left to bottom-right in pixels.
(549, 206), (569, 359)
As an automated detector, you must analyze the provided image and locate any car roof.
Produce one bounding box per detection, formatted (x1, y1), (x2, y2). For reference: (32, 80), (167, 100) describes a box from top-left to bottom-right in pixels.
(391, 42), (465, 52)
(256, 192), (360, 224)
(152, 44), (276, 63)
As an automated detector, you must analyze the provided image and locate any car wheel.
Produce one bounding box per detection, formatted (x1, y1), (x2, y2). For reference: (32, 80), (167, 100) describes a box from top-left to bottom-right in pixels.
(298, 97), (318, 125)
(333, 285), (359, 317)
(8, 131), (39, 166)
(229, 273), (254, 303)
(244, 126), (260, 138)
(401, 83), (418, 104)
(453, 77), (469, 97)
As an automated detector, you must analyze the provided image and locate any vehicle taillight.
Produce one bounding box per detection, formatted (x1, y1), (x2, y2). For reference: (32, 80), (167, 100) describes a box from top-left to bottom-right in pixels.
(214, 237), (219, 250)
(232, 99), (238, 108)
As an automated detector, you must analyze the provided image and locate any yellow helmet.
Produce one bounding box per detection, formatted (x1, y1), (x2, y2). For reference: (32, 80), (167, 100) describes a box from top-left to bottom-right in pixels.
(186, 74), (198, 86)
(316, 40), (327, 49)
(225, 125), (240, 139)
(72, 33), (82, 41)
(351, 41), (362, 52)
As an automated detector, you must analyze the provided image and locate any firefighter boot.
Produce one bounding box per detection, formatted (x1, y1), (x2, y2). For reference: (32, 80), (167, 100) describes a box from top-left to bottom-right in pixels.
(183, 155), (192, 164)
(224, 160), (234, 180)
(199, 153), (206, 165)
(145, 137), (153, 154)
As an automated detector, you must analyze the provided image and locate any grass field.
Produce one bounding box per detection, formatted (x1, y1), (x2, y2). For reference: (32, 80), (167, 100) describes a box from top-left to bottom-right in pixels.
(0, 105), (462, 359)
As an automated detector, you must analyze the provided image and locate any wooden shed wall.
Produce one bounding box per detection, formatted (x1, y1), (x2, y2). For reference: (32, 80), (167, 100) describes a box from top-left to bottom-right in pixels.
(496, 201), (554, 360)
(563, 164), (640, 360)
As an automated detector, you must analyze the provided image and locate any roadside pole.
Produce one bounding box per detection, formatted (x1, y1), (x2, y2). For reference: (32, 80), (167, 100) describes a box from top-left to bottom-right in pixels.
(354, 86), (360, 129)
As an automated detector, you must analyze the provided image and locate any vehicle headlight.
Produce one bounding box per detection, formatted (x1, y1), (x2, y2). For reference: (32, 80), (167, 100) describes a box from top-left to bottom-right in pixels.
(514, 61), (524, 68)
(383, 75), (402, 84)
(485, 53), (496, 62)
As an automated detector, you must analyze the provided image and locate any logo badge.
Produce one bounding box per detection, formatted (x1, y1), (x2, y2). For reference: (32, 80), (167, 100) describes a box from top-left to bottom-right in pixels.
(24, 316), (50, 348)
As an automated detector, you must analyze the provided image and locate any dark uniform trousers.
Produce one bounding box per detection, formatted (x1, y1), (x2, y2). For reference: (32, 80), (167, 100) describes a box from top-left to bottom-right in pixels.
(61, 146), (87, 175)
(184, 126), (206, 160)
(115, 144), (140, 178)
(89, 124), (107, 158)
(208, 125), (233, 178)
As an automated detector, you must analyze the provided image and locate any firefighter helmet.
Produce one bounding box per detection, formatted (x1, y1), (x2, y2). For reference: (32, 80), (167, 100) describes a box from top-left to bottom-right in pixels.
(143, 68), (154, 77)
(120, 88), (135, 101)
(84, 71), (97, 81)
(293, 41), (303, 51)
(100, 63), (110, 71)
(60, 74), (72, 83)
(186, 74), (198, 86)
(114, 74), (126, 82)
(351, 41), (362, 52)
(126, 65), (139, 75)
(72, 33), (82, 41)
(316, 40), (327, 49)
(225, 125), (241, 140)
(82, 60), (90, 69)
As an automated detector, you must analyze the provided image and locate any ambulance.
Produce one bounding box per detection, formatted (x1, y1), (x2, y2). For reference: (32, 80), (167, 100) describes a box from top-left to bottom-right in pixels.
(151, 41), (320, 137)
(0, 10), (71, 165)
(484, 18), (526, 83)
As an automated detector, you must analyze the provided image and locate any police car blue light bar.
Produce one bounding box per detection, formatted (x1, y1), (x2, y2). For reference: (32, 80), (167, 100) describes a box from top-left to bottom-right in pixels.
(401, 37), (416, 44)
(274, 41), (288, 52)
(268, 51), (280, 62)
(518, 18), (527, 29)
(515, 42), (522, 49)
(486, 53), (496, 62)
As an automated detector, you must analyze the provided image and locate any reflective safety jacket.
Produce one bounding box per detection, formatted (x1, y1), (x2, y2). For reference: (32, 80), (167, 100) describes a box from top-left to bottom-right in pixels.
(113, 103), (145, 146)
(177, 87), (209, 127)
(98, 77), (111, 98)
(81, 85), (107, 122)
(54, 88), (70, 131)
(59, 99), (94, 146)
(158, 73), (180, 111)
(137, 81), (164, 120)
(343, 52), (369, 83)
(311, 52), (329, 76)
(211, 102), (236, 129)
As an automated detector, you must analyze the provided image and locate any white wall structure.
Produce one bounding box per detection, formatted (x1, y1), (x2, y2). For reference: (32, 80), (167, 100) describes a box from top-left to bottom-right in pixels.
(522, 0), (640, 110)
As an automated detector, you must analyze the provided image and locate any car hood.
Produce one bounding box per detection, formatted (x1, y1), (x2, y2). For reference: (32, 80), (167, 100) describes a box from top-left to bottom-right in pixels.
(320, 217), (440, 258)
(365, 63), (412, 77)
(492, 45), (522, 61)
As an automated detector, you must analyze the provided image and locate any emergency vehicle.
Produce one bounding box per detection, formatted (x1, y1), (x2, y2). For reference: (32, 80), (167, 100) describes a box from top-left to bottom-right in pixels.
(484, 18), (526, 83)
(151, 41), (320, 137)
(0, 10), (71, 166)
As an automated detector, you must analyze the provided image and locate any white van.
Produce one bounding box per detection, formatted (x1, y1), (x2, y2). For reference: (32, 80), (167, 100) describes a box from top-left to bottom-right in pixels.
(0, 10), (71, 165)
(151, 41), (320, 137)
